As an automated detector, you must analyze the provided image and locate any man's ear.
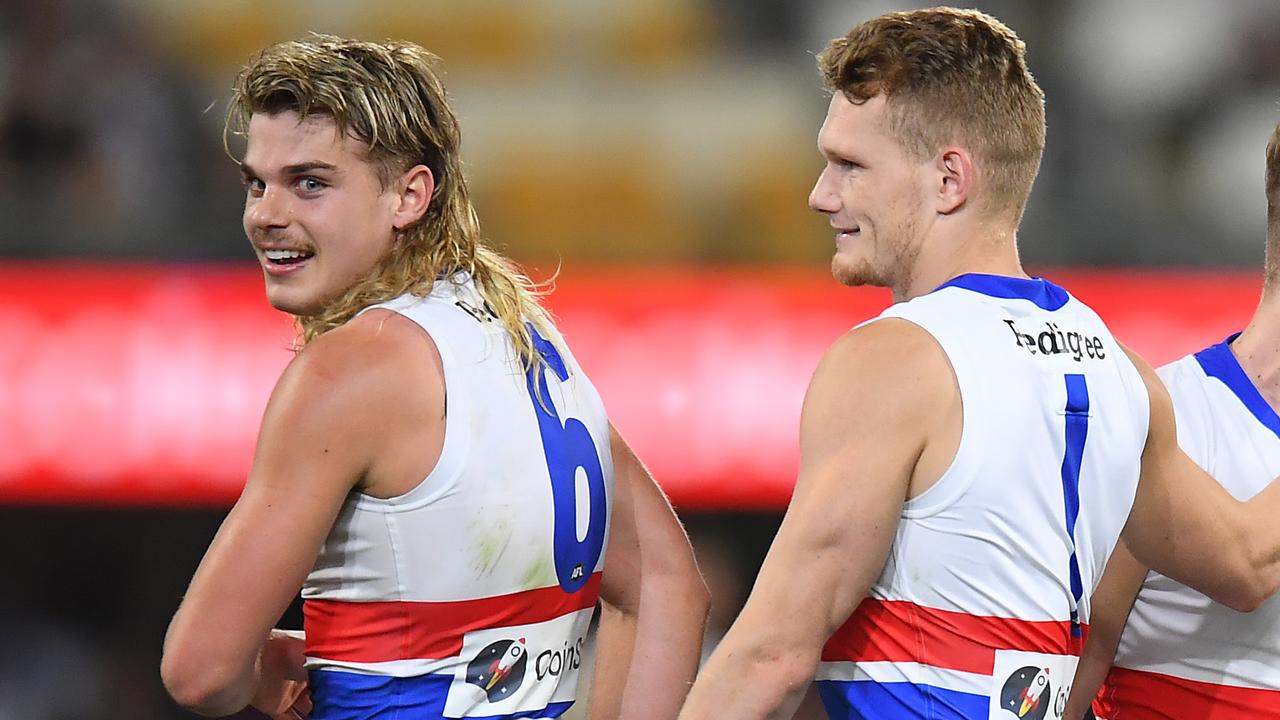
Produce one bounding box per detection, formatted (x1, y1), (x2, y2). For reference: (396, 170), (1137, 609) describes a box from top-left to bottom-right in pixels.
(392, 165), (435, 230)
(935, 146), (972, 214)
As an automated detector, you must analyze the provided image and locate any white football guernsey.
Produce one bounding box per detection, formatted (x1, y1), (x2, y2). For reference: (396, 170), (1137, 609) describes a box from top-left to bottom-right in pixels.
(815, 274), (1150, 720)
(1097, 335), (1280, 719)
(300, 277), (614, 720)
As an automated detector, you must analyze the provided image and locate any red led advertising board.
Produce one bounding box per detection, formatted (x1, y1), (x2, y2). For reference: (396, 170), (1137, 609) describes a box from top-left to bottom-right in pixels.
(0, 264), (1258, 509)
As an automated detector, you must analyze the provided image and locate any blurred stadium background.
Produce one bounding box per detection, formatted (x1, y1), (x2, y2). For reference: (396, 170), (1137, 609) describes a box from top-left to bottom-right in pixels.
(1, 0), (1278, 718)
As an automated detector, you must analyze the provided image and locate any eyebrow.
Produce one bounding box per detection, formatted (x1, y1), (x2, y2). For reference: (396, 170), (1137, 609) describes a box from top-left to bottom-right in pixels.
(239, 160), (339, 179)
(817, 144), (845, 161)
(817, 133), (839, 159)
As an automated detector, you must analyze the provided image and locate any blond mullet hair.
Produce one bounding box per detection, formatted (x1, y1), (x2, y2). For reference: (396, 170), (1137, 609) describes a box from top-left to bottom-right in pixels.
(818, 7), (1046, 220)
(226, 35), (552, 364)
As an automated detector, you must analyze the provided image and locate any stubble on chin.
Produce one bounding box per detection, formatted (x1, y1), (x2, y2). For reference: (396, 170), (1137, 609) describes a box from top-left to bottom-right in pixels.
(831, 254), (887, 288)
(832, 222), (920, 294)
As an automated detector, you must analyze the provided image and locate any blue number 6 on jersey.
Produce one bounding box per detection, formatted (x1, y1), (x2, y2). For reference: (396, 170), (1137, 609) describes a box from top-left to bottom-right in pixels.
(524, 324), (609, 594)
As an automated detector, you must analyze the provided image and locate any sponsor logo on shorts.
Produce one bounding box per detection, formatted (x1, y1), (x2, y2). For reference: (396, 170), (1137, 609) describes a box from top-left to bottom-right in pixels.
(465, 638), (528, 702)
(990, 650), (1076, 720)
(999, 665), (1052, 719)
(534, 636), (585, 682)
(446, 608), (595, 715)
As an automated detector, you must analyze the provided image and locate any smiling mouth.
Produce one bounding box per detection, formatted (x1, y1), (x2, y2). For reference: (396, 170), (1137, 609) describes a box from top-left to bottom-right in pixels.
(262, 248), (314, 266)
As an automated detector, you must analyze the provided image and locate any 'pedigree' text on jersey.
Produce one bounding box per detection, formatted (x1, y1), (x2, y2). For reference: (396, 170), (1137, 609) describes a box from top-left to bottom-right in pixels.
(1004, 319), (1107, 362)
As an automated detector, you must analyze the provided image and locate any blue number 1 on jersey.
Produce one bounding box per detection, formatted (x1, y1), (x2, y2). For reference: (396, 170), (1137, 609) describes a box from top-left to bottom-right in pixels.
(524, 325), (609, 594)
(1060, 373), (1090, 634)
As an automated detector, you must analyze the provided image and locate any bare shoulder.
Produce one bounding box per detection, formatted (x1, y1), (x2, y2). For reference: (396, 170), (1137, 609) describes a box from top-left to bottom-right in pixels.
(1117, 341), (1172, 439)
(809, 316), (955, 414)
(249, 309), (446, 496)
(266, 309), (444, 449)
(1117, 342), (1159, 388)
(797, 316), (957, 482)
(284, 309), (434, 394)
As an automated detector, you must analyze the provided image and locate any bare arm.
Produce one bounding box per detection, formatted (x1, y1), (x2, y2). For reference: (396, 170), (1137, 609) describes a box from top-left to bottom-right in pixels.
(588, 425), (710, 720)
(1119, 345), (1280, 610)
(678, 319), (955, 720)
(1064, 540), (1147, 720)
(160, 312), (443, 716)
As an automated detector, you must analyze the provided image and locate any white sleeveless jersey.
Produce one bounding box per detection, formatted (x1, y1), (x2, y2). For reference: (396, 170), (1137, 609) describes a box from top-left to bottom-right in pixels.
(1097, 335), (1280, 719)
(815, 274), (1150, 720)
(300, 279), (614, 720)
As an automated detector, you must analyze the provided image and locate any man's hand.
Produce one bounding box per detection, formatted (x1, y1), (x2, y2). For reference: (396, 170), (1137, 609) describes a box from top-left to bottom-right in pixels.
(251, 630), (311, 719)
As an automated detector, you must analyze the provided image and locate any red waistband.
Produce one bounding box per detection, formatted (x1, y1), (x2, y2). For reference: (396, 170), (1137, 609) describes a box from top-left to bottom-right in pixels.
(822, 598), (1085, 675)
(304, 573), (602, 663)
(1096, 666), (1280, 719)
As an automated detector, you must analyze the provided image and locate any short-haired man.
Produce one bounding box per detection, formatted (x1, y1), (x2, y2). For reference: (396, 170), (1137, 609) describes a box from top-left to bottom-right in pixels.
(679, 8), (1280, 720)
(160, 36), (708, 720)
(1066, 122), (1280, 720)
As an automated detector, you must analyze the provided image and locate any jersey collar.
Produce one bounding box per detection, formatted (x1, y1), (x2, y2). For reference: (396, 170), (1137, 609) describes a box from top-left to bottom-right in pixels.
(1194, 333), (1280, 440)
(934, 273), (1070, 311)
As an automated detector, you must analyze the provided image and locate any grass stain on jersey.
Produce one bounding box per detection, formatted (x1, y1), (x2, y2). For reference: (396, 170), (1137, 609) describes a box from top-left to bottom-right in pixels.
(470, 516), (513, 577)
(520, 554), (555, 589)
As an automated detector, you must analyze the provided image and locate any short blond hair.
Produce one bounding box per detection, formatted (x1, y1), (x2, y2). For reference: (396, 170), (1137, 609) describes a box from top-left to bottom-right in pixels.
(818, 7), (1045, 219)
(1263, 121), (1280, 288)
(226, 35), (551, 362)
(1267, 121), (1280, 224)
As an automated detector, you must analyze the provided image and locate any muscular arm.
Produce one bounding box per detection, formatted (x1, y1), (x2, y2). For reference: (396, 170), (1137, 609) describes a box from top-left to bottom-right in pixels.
(1120, 345), (1280, 611)
(588, 426), (709, 720)
(160, 312), (443, 716)
(678, 319), (956, 720)
(1064, 540), (1147, 720)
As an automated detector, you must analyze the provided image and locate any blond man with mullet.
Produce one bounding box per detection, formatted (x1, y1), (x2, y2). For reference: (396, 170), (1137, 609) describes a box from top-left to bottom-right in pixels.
(160, 36), (708, 720)
(679, 8), (1280, 720)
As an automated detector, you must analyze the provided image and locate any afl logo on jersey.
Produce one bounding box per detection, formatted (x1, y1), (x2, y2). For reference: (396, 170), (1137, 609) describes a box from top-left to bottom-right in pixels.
(465, 638), (528, 702)
(999, 665), (1051, 719)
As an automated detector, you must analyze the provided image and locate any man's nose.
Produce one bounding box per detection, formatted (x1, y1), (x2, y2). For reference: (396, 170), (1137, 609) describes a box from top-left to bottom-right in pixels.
(808, 166), (840, 214)
(246, 185), (290, 231)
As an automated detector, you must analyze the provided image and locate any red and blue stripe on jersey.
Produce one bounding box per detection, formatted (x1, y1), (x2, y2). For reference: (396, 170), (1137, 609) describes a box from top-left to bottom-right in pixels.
(303, 573), (602, 720)
(1095, 667), (1280, 719)
(817, 598), (1084, 719)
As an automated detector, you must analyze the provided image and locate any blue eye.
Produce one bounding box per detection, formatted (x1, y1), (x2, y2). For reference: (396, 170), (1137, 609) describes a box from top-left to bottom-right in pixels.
(299, 177), (325, 193)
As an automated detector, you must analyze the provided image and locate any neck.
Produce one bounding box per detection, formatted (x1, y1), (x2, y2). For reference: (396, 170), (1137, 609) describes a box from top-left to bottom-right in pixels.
(893, 219), (1027, 302)
(1230, 286), (1280, 409)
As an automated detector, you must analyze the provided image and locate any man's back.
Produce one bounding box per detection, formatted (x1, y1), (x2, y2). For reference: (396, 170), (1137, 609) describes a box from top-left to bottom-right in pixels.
(681, 6), (1280, 718)
(302, 277), (614, 720)
(161, 34), (709, 720)
(817, 274), (1150, 719)
(1096, 337), (1280, 718)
